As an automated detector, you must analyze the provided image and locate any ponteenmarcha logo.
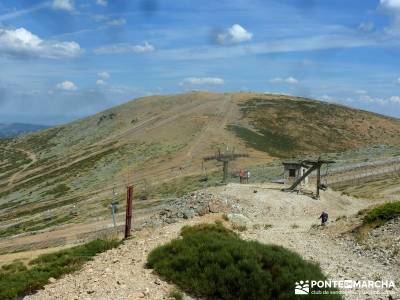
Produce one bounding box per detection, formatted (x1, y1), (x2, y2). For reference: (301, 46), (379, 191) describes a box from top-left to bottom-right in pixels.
(295, 280), (310, 295)
(294, 279), (396, 296)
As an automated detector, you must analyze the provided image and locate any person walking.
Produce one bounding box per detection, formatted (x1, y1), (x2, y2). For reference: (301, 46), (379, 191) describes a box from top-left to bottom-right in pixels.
(319, 211), (329, 226)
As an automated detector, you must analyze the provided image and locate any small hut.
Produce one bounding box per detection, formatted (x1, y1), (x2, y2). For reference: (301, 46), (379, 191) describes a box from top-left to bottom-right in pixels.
(282, 162), (309, 185)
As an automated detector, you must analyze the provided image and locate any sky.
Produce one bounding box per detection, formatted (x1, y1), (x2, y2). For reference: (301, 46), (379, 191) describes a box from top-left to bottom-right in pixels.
(1, 0), (400, 125)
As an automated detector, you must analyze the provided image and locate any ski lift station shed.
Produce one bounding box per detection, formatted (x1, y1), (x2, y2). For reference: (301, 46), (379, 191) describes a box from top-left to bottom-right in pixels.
(282, 162), (309, 185)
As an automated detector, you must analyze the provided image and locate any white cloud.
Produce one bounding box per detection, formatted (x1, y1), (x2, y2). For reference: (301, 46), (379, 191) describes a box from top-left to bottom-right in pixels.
(98, 71), (110, 80)
(217, 24), (253, 45)
(269, 77), (283, 83)
(94, 41), (155, 54)
(358, 21), (374, 32)
(285, 76), (299, 84)
(354, 89), (368, 95)
(379, 0), (400, 35)
(159, 34), (377, 61)
(397, 77), (400, 84)
(0, 27), (83, 59)
(180, 77), (225, 86)
(52, 0), (74, 12)
(358, 94), (386, 105)
(319, 94), (334, 101)
(96, 79), (106, 85)
(269, 76), (299, 84)
(56, 80), (77, 91)
(390, 96), (400, 103)
(96, 0), (107, 6)
(0, 3), (49, 22)
(380, 0), (400, 11)
(107, 18), (126, 26)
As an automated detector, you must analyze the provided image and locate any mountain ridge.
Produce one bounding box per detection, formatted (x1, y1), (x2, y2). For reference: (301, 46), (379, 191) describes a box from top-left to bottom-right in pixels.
(0, 91), (400, 234)
(0, 123), (49, 139)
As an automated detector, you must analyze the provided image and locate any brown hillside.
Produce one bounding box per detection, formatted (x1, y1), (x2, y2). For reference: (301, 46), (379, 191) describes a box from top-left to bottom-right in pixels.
(0, 92), (399, 235)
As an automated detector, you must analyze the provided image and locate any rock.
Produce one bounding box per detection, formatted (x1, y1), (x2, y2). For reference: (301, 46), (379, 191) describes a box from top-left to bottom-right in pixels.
(183, 209), (195, 219)
(144, 288), (150, 295)
(227, 213), (250, 227)
(209, 199), (227, 213)
(154, 279), (161, 285)
(48, 277), (56, 284)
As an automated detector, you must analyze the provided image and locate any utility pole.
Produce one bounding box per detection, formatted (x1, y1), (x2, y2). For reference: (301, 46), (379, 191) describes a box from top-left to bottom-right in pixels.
(124, 185), (133, 239)
(203, 148), (249, 183)
(110, 202), (118, 228)
(316, 165), (321, 198)
(109, 186), (118, 228)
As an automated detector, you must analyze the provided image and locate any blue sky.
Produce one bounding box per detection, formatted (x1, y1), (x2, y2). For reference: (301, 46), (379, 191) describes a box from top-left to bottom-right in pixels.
(1, 0), (400, 125)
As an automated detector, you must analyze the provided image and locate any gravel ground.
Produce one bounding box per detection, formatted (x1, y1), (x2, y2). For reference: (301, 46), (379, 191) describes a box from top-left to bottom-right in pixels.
(24, 184), (400, 300)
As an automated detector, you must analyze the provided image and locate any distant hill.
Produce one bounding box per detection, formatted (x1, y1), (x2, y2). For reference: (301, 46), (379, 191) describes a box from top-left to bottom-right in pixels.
(0, 123), (49, 138)
(0, 92), (399, 234)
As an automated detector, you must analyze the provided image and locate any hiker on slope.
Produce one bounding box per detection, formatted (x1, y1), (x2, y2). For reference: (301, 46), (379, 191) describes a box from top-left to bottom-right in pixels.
(319, 211), (329, 226)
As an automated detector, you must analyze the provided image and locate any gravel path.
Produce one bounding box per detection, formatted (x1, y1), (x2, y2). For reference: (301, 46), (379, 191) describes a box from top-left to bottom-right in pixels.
(24, 184), (400, 300)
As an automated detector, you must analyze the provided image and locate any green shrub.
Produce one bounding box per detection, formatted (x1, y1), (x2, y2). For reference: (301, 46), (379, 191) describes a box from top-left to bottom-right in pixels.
(264, 224), (273, 230)
(42, 184), (70, 198)
(169, 288), (184, 300)
(147, 223), (342, 300)
(0, 238), (121, 300)
(364, 201), (400, 226)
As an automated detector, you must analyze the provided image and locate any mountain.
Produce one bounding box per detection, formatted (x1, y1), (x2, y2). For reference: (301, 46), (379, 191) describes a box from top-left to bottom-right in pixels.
(0, 123), (49, 139)
(0, 92), (399, 234)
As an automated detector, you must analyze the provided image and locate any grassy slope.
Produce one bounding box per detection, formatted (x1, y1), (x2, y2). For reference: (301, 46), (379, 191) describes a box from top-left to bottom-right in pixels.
(0, 238), (120, 299)
(229, 95), (400, 158)
(1, 92), (399, 236)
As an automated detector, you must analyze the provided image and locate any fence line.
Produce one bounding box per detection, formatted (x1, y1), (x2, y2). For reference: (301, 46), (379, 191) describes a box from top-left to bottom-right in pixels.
(308, 159), (400, 187)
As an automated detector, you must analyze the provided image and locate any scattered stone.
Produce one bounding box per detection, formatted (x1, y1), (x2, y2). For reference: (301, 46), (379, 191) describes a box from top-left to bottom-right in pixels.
(48, 277), (56, 284)
(227, 213), (250, 227)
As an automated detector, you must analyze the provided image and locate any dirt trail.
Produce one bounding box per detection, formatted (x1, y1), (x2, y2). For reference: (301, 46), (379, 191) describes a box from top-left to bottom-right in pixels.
(23, 184), (399, 300)
(6, 148), (37, 186)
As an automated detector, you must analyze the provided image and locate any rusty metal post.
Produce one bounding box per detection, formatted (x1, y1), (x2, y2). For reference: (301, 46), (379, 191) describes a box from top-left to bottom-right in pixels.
(125, 185), (133, 239)
(316, 166), (321, 198)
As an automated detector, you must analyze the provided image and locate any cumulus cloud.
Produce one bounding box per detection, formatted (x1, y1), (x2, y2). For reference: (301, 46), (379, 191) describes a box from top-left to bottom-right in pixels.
(390, 96), (400, 103)
(56, 80), (77, 91)
(52, 0), (74, 11)
(354, 89), (368, 95)
(179, 77), (224, 86)
(107, 18), (126, 26)
(380, 0), (400, 11)
(96, 0), (107, 6)
(379, 0), (400, 35)
(96, 79), (106, 85)
(98, 71), (110, 80)
(269, 76), (299, 84)
(286, 76), (299, 84)
(217, 24), (253, 45)
(94, 41), (155, 54)
(319, 94), (334, 101)
(0, 27), (82, 59)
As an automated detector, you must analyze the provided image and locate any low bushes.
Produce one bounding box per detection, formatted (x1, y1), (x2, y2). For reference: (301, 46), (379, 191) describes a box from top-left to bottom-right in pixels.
(364, 201), (400, 226)
(0, 238), (121, 300)
(147, 223), (342, 300)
